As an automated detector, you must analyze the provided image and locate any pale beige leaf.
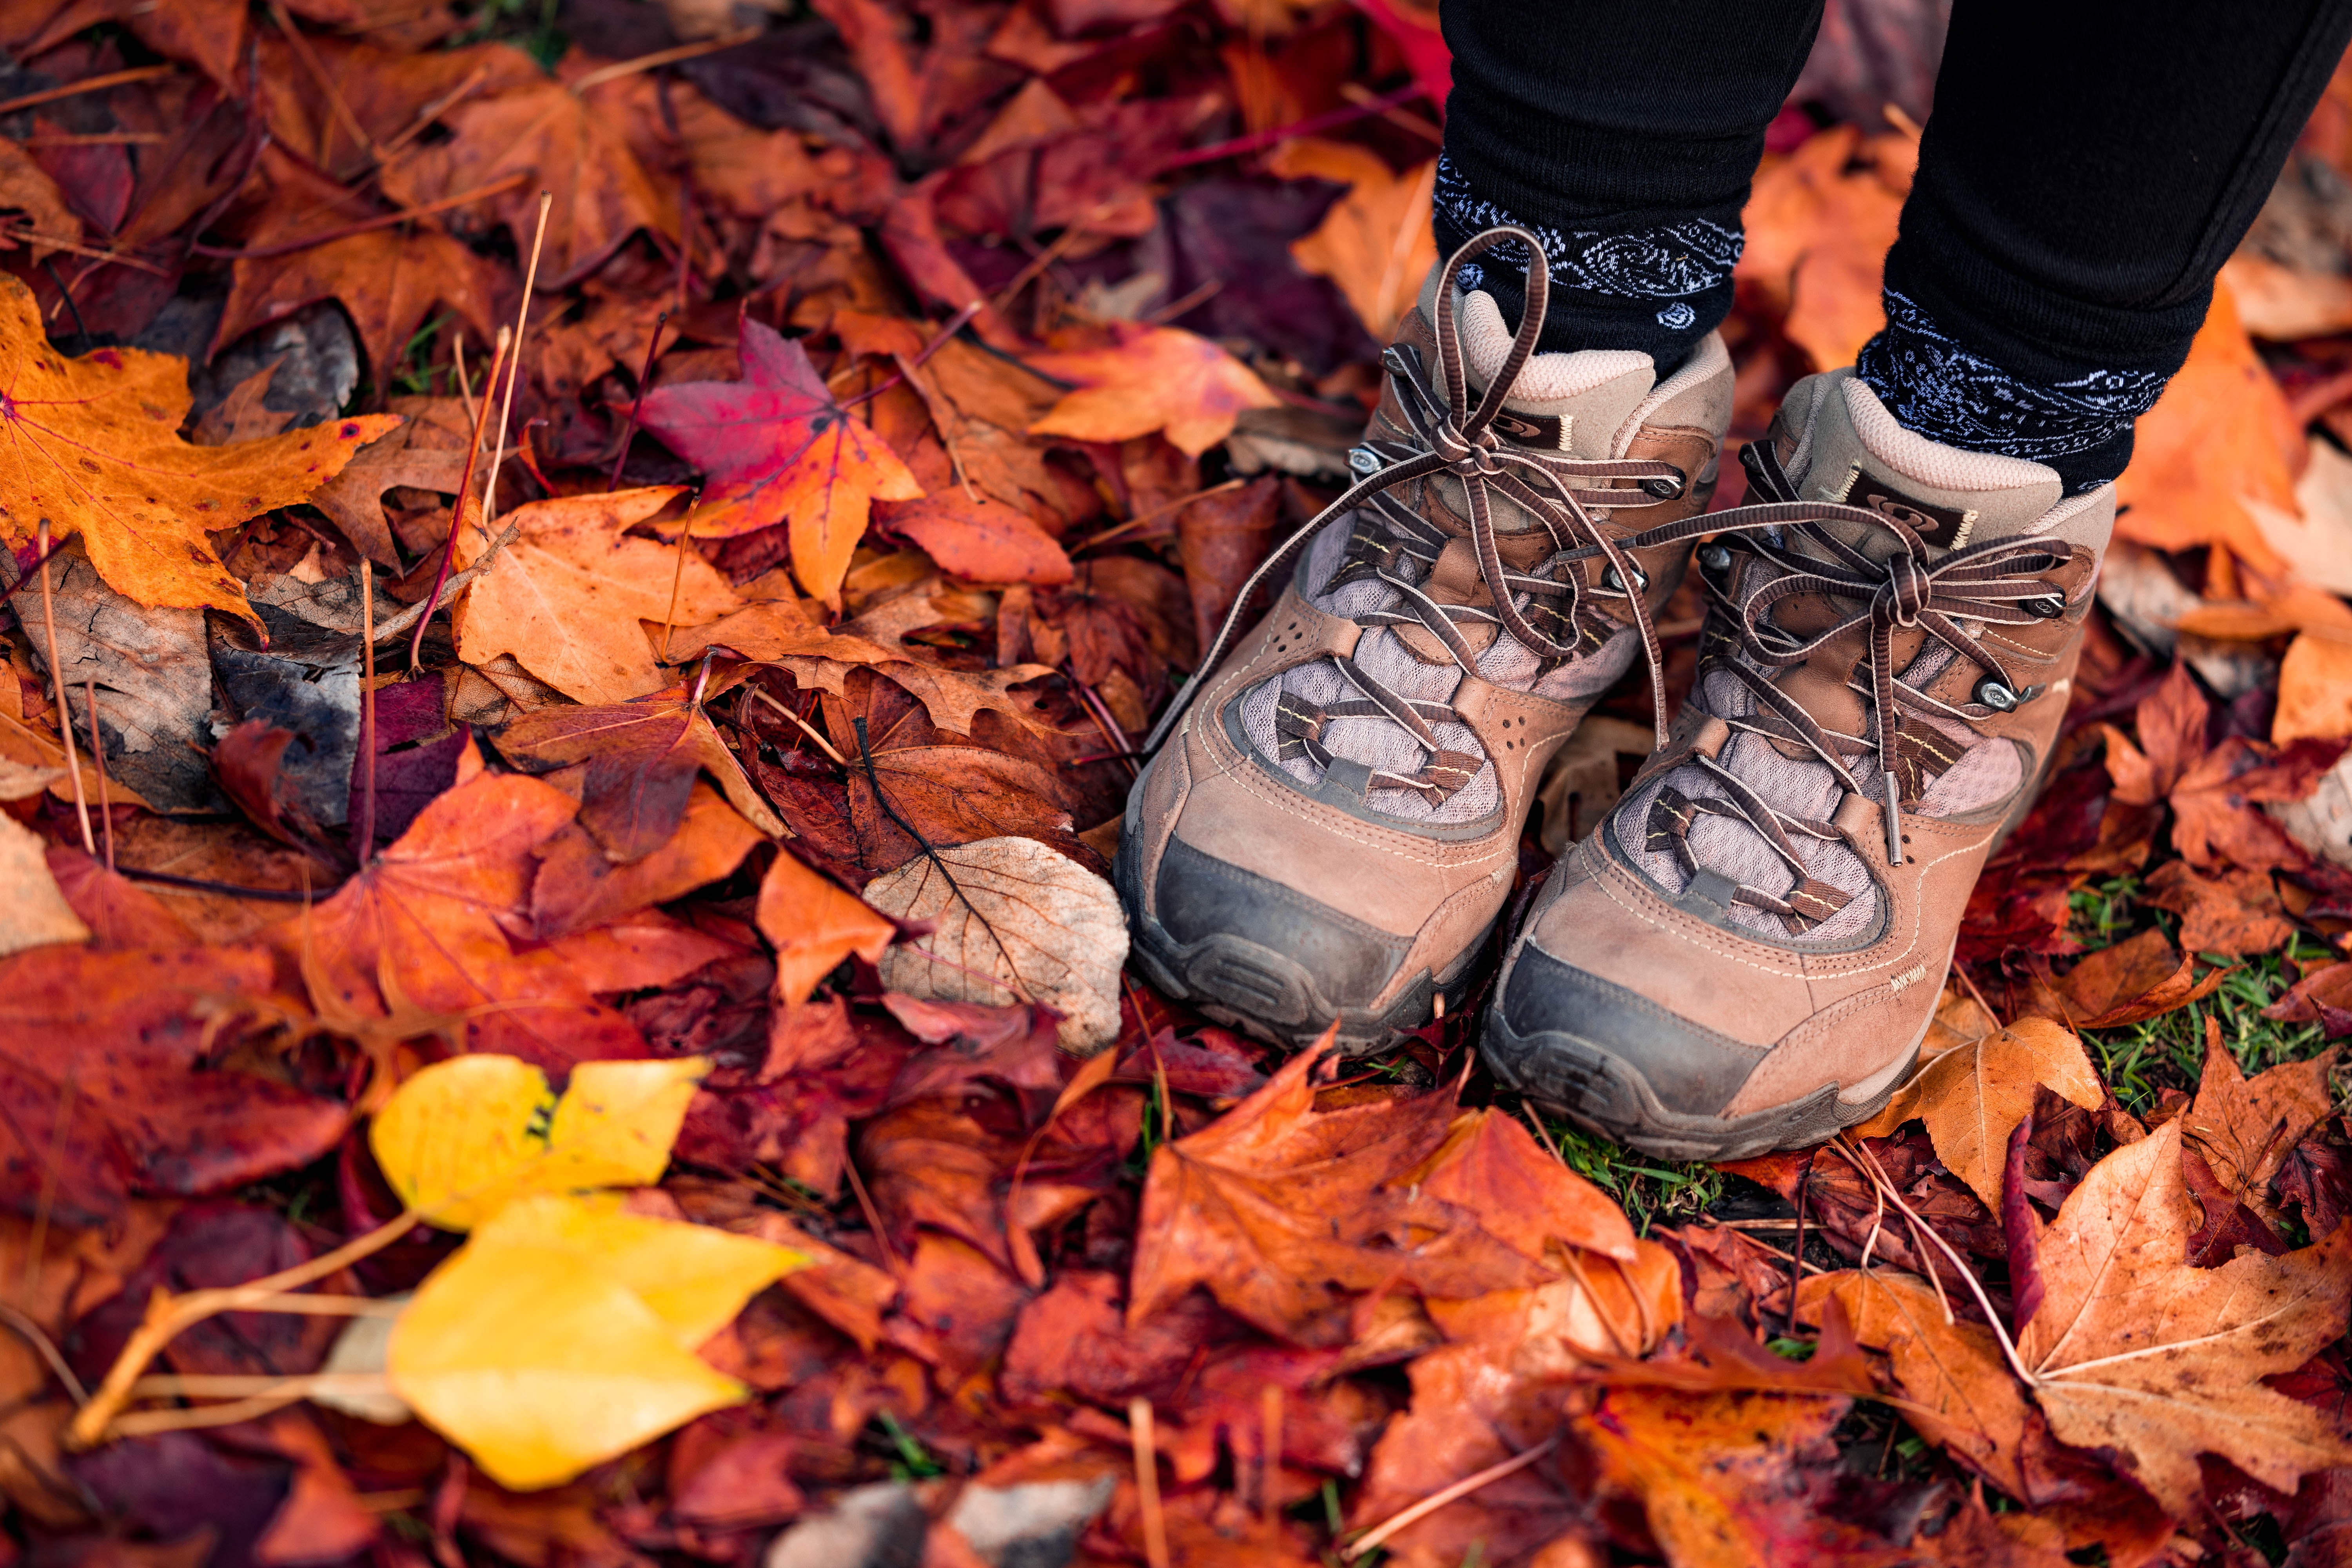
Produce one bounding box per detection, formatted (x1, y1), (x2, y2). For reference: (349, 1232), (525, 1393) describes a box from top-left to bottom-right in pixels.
(1853, 1016), (2102, 1208)
(862, 835), (1127, 1052)
(455, 487), (740, 705)
(2020, 1119), (2352, 1514)
(0, 811), (86, 956)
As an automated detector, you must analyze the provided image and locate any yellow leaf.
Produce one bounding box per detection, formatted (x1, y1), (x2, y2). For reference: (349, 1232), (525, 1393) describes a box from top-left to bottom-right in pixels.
(370, 1055), (709, 1229)
(387, 1236), (747, 1490)
(1266, 140), (1437, 340)
(471, 1195), (807, 1348)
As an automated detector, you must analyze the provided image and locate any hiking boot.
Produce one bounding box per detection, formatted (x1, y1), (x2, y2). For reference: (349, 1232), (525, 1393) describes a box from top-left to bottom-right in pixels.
(1485, 367), (2109, 1158)
(1117, 229), (1734, 1050)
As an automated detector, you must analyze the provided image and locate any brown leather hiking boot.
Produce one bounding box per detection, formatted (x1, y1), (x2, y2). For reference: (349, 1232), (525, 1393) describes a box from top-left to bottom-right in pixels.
(1485, 367), (2111, 1158)
(1117, 230), (1734, 1050)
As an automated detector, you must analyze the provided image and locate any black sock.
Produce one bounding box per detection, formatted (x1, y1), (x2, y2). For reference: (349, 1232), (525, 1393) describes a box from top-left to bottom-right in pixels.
(1431, 154), (1733, 374)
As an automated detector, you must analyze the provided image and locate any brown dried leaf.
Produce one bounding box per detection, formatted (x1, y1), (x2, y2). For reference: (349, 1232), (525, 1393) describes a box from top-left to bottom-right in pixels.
(1853, 1016), (2104, 1208)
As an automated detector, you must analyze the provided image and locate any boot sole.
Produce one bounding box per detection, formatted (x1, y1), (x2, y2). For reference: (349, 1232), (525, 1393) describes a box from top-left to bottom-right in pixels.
(1483, 1001), (1923, 1163)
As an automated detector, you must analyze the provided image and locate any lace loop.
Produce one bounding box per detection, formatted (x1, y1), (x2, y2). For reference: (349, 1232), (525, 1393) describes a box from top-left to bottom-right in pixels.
(1143, 227), (1692, 775)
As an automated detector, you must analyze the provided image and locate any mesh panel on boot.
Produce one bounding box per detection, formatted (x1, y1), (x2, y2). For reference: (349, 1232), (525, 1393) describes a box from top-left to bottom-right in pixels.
(1237, 506), (1638, 825)
(1617, 666), (1880, 944)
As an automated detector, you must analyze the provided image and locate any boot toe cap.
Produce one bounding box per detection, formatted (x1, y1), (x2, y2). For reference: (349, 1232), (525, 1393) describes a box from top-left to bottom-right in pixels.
(1123, 833), (1431, 1043)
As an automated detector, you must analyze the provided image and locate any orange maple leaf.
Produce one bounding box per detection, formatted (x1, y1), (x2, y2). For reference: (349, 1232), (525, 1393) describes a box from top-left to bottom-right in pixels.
(0, 274), (398, 618)
(1025, 322), (1280, 457)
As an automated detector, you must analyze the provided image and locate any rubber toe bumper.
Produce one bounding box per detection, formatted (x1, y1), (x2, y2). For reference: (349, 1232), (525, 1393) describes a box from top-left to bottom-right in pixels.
(1482, 944), (1904, 1160)
(1119, 831), (1470, 1052)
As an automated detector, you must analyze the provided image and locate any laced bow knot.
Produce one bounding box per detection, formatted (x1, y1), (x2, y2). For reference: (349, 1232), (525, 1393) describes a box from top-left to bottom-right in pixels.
(1142, 224), (1694, 775)
(1882, 548), (1930, 627)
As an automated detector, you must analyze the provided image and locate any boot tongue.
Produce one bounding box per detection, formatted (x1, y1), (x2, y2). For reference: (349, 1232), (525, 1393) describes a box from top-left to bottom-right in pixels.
(1452, 288), (1656, 459)
(1784, 371), (2063, 555)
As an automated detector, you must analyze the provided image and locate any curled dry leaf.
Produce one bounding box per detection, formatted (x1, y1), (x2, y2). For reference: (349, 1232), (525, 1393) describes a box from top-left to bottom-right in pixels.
(1854, 1016), (2105, 1209)
(862, 835), (1127, 1053)
(2032, 927), (2232, 1028)
(2018, 1118), (2352, 1515)
(454, 486), (741, 706)
(2184, 1031), (2341, 1218)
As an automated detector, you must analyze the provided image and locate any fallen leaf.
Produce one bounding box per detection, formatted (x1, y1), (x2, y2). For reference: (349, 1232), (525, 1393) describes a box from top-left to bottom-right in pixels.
(1739, 122), (1916, 370)
(370, 1053), (710, 1230)
(1403, 1109), (1637, 1264)
(1266, 140), (1437, 340)
(638, 318), (923, 608)
(1127, 1044), (1545, 1345)
(2279, 630), (2352, 745)
(0, 810), (88, 956)
(290, 772), (727, 1070)
(380, 79), (679, 290)
(862, 835), (1128, 1052)
(470, 1194), (805, 1347)
(757, 848), (895, 1007)
(1570, 1387), (1883, 1568)
(0, 275), (398, 616)
(1175, 475), (1280, 656)
(0, 946), (348, 1227)
(2032, 928), (2231, 1027)
(2114, 279), (2302, 575)
(2184, 1032), (2341, 1218)
(454, 486), (740, 704)
(2019, 1118), (2352, 1514)
(875, 492), (1073, 586)
(1025, 323), (1280, 457)
(498, 691), (786, 857)
(1853, 1016), (2104, 1208)
(531, 781), (764, 939)
(674, 598), (1062, 740)
(2142, 861), (2296, 956)
(1800, 1269), (2034, 1498)
(386, 1228), (748, 1490)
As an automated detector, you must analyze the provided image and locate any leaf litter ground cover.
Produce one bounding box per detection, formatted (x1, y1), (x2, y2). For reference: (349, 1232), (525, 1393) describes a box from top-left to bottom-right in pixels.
(5, 2), (2352, 1566)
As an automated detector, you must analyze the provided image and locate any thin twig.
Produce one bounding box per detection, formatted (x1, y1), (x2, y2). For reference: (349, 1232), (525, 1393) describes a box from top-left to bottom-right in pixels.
(0, 1302), (87, 1405)
(659, 509), (696, 663)
(36, 521), (93, 854)
(1520, 1103), (1568, 1165)
(478, 192), (553, 537)
(746, 685), (849, 767)
(840, 1152), (903, 1276)
(269, 0), (378, 166)
(21, 1063), (75, 1309)
(1785, 1162), (1809, 1334)
(1343, 1436), (1559, 1561)
(189, 173), (529, 258)
(119, 867), (325, 904)
(406, 327), (507, 669)
(606, 311), (668, 492)
(1131, 1399), (1170, 1568)
(835, 299), (986, 414)
(568, 29), (760, 93)
(0, 65), (173, 119)
(1069, 477), (1245, 554)
(355, 560), (377, 860)
(82, 680), (111, 870)
(1833, 1136), (2038, 1387)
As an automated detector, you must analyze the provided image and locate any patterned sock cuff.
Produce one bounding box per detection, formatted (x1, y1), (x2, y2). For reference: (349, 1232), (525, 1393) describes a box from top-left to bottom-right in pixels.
(1430, 154), (1739, 365)
(1856, 289), (2168, 491)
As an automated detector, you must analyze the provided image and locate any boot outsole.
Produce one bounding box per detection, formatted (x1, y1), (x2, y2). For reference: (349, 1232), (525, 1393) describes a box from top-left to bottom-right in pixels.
(1482, 1002), (1920, 1162)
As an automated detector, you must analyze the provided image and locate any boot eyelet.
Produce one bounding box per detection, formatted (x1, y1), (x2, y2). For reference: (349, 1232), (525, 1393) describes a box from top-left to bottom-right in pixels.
(1976, 678), (2018, 712)
(1697, 543), (1733, 575)
(1602, 562), (1649, 594)
(1641, 471), (1685, 499)
(2023, 594), (2066, 619)
(1348, 446), (1382, 477)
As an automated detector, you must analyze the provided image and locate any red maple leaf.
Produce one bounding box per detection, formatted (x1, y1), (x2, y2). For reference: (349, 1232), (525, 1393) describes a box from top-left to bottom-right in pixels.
(638, 319), (921, 607)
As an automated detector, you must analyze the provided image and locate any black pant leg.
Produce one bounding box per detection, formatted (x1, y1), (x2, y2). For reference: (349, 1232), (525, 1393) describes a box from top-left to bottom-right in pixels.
(1867, 0), (2352, 488)
(1436, 0), (1827, 364)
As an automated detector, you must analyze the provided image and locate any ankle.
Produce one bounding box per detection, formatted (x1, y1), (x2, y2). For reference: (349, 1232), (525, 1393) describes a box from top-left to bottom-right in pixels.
(1854, 289), (2168, 492)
